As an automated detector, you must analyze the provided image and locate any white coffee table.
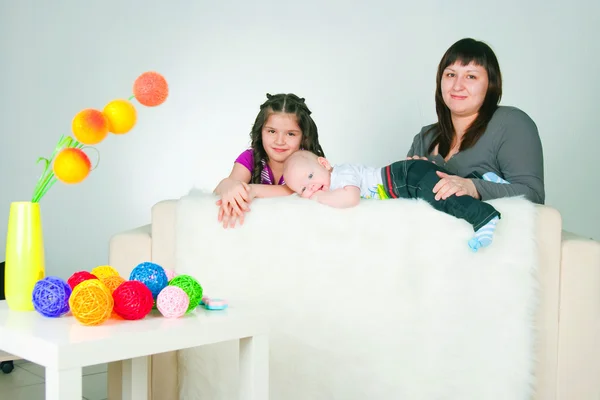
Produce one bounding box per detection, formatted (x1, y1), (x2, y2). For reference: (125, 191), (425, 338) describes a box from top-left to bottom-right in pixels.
(0, 301), (269, 400)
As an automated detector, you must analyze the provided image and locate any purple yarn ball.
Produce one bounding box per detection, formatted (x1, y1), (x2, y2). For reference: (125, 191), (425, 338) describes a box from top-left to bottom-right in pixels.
(32, 276), (72, 318)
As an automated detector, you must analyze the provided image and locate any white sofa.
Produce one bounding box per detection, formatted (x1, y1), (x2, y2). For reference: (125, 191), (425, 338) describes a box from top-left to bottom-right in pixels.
(106, 194), (600, 399)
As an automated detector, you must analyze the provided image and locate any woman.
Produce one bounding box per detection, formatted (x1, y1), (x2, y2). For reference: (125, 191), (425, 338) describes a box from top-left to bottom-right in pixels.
(407, 38), (545, 204)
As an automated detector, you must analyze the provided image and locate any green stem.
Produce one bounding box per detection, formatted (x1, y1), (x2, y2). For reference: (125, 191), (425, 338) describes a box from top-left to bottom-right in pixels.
(128, 94), (135, 101)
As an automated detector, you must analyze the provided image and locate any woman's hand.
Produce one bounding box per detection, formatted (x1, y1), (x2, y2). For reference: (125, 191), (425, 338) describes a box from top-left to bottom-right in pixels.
(433, 171), (480, 200)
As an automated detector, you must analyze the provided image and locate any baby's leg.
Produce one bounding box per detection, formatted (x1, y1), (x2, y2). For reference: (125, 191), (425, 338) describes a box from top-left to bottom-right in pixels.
(406, 163), (501, 252)
(482, 172), (510, 184)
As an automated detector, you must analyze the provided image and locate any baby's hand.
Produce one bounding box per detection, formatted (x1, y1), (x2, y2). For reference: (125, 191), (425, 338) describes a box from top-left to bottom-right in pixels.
(309, 190), (323, 201)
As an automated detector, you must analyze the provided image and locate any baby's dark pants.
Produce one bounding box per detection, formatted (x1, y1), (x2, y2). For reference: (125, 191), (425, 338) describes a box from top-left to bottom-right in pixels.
(381, 160), (500, 231)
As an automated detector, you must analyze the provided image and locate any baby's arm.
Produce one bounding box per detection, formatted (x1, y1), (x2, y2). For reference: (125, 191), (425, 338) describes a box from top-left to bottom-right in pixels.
(311, 186), (361, 208)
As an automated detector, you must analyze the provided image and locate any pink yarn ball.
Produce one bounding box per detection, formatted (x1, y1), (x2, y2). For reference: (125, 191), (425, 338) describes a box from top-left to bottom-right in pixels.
(164, 269), (176, 281)
(156, 286), (189, 318)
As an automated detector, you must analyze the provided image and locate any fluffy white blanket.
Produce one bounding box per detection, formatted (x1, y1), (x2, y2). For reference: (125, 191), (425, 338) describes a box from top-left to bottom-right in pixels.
(175, 192), (539, 400)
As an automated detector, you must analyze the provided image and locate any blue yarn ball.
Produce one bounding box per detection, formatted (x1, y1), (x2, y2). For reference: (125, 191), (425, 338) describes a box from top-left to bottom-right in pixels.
(129, 262), (169, 299)
(32, 276), (72, 318)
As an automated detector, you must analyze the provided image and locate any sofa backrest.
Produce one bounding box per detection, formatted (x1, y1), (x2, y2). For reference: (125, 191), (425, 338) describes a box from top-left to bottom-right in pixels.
(149, 197), (563, 399)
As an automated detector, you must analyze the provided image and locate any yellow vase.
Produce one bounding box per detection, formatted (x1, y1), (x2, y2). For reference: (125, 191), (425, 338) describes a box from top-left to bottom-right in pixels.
(4, 201), (46, 311)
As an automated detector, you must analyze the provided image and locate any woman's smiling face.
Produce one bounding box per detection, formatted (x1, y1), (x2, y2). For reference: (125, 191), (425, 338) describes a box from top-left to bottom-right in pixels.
(441, 61), (489, 118)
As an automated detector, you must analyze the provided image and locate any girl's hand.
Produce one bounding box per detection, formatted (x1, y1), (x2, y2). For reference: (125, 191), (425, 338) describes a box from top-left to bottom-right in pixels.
(216, 181), (254, 228)
(433, 171), (480, 200)
(217, 203), (245, 228)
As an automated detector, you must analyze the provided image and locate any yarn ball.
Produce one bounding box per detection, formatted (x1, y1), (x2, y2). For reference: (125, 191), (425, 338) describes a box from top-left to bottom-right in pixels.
(67, 271), (98, 290)
(91, 265), (120, 280)
(69, 279), (114, 326)
(168, 275), (203, 313)
(164, 269), (176, 281)
(101, 275), (125, 294)
(112, 280), (154, 320)
(133, 71), (169, 107)
(129, 262), (169, 299)
(156, 286), (189, 318)
(32, 276), (72, 318)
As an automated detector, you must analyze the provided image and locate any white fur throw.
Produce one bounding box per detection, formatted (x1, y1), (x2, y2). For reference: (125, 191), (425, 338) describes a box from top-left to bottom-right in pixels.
(175, 192), (539, 400)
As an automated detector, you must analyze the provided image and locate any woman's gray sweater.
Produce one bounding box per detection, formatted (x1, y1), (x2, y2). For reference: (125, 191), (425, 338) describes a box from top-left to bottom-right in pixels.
(407, 106), (545, 204)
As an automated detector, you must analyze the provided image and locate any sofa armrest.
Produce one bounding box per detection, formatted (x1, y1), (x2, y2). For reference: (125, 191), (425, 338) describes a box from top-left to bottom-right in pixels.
(108, 224), (152, 278)
(557, 231), (600, 399)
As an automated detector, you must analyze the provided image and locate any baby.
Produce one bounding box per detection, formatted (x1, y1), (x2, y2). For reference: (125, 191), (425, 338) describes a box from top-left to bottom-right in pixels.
(283, 150), (501, 252)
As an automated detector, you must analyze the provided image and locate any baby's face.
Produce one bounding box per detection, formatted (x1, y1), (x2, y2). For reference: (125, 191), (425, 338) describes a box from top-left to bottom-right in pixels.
(286, 158), (331, 198)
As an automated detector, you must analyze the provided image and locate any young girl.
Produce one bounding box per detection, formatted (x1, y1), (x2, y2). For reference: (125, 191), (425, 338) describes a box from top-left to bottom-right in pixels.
(214, 93), (326, 228)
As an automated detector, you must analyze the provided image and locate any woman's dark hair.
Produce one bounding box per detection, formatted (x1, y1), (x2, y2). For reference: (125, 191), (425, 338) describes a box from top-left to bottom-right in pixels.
(427, 38), (502, 157)
(249, 93), (325, 184)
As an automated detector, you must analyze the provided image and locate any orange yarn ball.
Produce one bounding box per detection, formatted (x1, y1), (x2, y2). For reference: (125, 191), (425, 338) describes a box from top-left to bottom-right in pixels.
(101, 275), (125, 293)
(133, 71), (168, 107)
(91, 265), (119, 280)
(69, 279), (114, 326)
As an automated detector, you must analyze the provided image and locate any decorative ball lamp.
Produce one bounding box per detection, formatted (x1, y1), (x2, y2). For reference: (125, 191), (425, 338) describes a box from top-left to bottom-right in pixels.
(129, 262), (169, 299)
(156, 286), (189, 318)
(67, 271), (98, 290)
(32, 276), (72, 318)
(91, 265), (120, 280)
(168, 275), (203, 313)
(69, 279), (114, 326)
(112, 281), (154, 320)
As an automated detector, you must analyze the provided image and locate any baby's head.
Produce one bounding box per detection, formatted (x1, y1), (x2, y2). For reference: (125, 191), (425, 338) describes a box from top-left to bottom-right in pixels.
(283, 150), (332, 198)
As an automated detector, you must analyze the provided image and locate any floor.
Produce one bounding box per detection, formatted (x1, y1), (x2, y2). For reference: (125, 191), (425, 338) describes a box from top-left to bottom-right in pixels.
(0, 359), (107, 399)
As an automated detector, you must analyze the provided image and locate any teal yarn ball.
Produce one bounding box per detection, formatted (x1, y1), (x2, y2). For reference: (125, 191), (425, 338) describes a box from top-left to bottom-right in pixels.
(168, 275), (203, 313)
(129, 262), (168, 299)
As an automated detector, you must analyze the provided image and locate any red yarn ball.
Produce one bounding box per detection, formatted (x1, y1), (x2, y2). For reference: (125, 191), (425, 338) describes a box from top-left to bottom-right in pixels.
(133, 71), (168, 107)
(67, 271), (99, 290)
(112, 281), (154, 320)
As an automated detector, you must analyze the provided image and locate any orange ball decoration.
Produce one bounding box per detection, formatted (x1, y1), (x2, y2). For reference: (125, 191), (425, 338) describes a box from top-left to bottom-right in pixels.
(53, 148), (91, 184)
(71, 108), (109, 145)
(103, 99), (137, 134)
(101, 275), (125, 294)
(69, 279), (114, 326)
(133, 71), (169, 107)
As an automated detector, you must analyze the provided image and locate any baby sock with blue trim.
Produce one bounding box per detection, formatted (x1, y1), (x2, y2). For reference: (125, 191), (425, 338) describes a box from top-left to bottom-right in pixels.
(468, 216), (500, 252)
(482, 172), (509, 184)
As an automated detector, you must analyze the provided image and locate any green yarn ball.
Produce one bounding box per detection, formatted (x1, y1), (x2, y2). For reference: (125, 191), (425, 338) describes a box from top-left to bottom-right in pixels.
(168, 275), (203, 313)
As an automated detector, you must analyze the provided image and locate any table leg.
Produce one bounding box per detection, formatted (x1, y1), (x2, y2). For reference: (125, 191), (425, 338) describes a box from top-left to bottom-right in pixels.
(239, 334), (269, 400)
(122, 356), (149, 400)
(45, 367), (82, 400)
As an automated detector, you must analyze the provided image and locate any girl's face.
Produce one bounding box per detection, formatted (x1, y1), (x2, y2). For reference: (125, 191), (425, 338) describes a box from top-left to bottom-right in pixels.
(441, 61), (489, 118)
(261, 112), (303, 164)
